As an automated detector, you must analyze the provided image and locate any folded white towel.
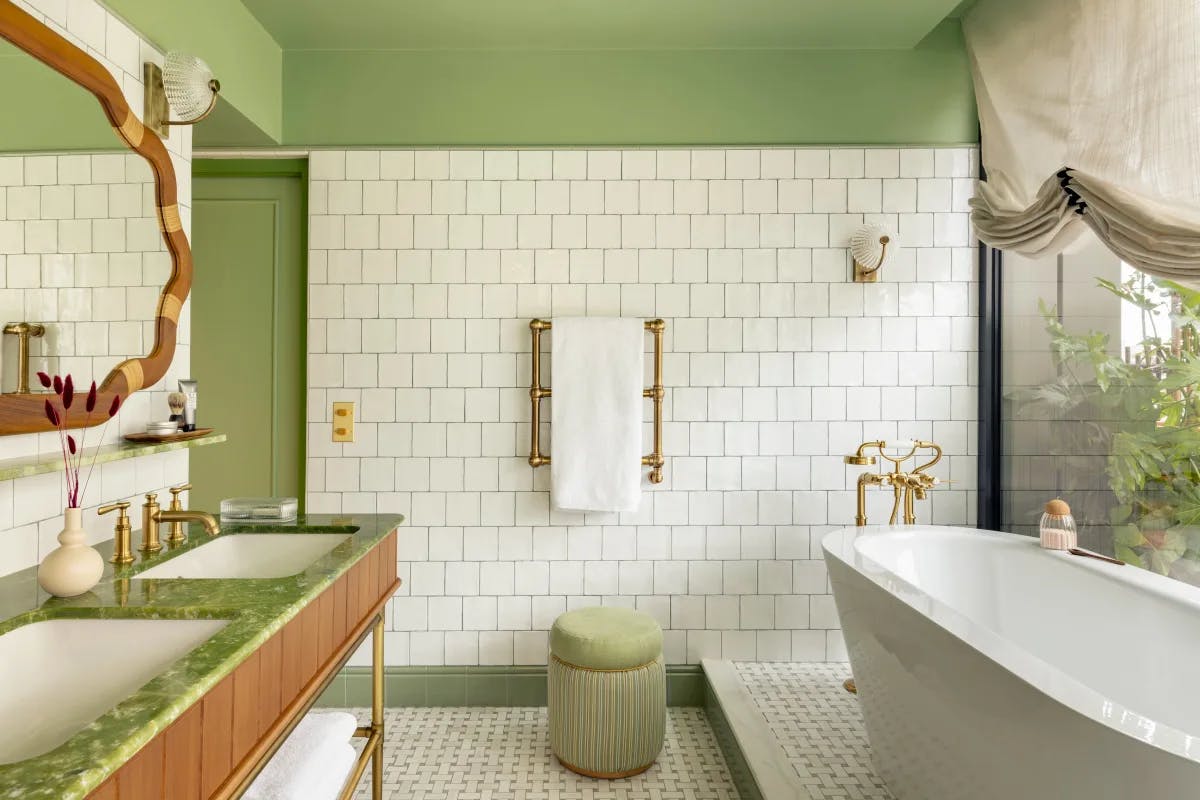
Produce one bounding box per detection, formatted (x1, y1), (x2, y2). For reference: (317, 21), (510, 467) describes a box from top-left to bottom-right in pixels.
(307, 743), (357, 800)
(550, 316), (645, 512)
(244, 712), (358, 800)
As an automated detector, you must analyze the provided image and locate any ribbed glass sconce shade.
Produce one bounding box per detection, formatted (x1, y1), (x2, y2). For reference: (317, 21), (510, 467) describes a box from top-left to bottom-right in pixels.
(162, 52), (219, 121)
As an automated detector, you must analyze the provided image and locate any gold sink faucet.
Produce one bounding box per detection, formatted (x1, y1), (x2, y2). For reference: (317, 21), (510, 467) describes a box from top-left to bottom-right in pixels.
(141, 485), (220, 554)
(3, 322), (45, 394)
(844, 440), (943, 526)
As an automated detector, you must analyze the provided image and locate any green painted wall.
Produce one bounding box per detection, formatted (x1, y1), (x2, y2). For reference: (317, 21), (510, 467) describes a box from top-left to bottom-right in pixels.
(4, 10), (973, 150)
(282, 21), (976, 147)
(0, 43), (121, 151)
(103, 0), (284, 145)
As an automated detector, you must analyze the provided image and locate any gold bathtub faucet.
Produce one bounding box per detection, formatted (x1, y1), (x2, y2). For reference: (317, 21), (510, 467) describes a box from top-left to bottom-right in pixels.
(844, 440), (944, 526)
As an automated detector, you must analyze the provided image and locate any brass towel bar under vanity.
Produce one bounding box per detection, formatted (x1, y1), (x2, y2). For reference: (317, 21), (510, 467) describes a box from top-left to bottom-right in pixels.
(527, 318), (667, 484)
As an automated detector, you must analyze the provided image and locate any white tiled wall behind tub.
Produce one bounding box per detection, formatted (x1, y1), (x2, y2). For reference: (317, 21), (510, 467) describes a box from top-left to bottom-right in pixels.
(307, 146), (978, 665)
(0, 0), (193, 577)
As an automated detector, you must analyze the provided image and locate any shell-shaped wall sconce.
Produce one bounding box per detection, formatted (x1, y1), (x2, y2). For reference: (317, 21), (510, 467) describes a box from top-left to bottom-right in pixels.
(850, 223), (896, 283)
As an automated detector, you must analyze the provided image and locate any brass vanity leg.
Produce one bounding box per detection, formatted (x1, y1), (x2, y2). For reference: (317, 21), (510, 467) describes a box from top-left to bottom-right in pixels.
(342, 614), (387, 800)
(372, 614), (384, 800)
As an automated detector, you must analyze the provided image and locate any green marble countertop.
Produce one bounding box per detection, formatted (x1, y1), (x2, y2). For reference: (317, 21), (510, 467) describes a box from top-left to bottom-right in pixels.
(0, 513), (403, 800)
(0, 432), (226, 482)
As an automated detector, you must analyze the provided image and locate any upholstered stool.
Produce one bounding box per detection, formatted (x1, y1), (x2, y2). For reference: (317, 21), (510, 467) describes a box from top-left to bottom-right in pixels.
(548, 606), (666, 779)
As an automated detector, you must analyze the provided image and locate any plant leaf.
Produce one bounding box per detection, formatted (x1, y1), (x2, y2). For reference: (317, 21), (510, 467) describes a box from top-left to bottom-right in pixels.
(43, 399), (58, 427)
(52, 375), (62, 395)
(62, 375), (73, 410)
(108, 395), (121, 418)
(86, 381), (97, 413)
(67, 435), (76, 455)
(36, 371), (51, 389)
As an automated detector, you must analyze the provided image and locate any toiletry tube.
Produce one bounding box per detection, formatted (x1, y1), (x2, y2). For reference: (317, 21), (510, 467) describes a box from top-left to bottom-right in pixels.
(178, 379), (198, 432)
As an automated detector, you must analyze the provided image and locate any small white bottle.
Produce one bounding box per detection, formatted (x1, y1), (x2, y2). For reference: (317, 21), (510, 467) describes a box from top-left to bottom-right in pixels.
(1039, 498), (1077, 550)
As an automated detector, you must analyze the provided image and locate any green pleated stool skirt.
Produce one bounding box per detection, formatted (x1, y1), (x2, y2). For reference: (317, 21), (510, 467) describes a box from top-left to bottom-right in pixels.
(548, 606), (666, 778)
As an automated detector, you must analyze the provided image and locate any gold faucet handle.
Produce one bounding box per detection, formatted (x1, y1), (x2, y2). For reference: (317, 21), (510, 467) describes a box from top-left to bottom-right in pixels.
(99, 500), (130, 518)
(168, 483), (191, 509)
(145, 492), (159, 503)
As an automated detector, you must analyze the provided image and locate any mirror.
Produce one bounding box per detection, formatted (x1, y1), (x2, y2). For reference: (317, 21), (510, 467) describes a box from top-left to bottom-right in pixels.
(0, 0), (191, 434)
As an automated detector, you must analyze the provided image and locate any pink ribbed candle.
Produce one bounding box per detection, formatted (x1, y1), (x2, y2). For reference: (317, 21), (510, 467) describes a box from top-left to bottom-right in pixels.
(1040, 498), (1077, 550)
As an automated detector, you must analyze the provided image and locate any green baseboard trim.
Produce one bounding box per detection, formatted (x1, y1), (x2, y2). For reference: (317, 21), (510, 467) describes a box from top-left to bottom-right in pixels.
(315, 664), (705, 708)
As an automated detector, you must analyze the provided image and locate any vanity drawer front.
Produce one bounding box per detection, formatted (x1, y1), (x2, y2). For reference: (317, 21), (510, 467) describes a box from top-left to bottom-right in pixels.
(87, 530), (398, 800)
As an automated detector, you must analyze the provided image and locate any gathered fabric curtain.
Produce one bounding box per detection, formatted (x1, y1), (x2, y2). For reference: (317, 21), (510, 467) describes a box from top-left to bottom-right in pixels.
(964, 0), (1200, 280)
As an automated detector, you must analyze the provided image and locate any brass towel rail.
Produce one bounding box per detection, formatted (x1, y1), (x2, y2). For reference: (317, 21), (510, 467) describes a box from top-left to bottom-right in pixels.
(528, 318), (666, 484)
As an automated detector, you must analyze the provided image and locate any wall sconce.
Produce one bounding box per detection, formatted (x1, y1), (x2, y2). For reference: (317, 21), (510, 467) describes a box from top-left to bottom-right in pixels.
(850, 223), (896, 283)
(143, 53), (221, 138)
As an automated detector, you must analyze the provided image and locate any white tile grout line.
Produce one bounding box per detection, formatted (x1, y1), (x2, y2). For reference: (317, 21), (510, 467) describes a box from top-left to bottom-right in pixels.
(702, 658), (813, 800)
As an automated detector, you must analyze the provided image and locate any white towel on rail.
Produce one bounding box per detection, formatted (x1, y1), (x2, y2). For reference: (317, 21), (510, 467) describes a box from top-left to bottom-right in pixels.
(244, 712), (358, 800)
(550, 316), (644, 512)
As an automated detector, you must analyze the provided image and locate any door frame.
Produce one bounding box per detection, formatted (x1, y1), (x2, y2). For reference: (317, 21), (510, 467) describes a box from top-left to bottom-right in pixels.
(192, 158), (308, 509)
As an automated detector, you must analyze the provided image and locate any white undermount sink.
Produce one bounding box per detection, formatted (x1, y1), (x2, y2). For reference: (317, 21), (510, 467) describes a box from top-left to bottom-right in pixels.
(0, 617), (228, 764)
(135, 533), (350, 580)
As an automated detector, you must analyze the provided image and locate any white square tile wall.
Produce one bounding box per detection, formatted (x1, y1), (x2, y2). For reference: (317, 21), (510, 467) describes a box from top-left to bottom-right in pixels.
(308, 146), (979, 665)
(0, 0), (192, 577)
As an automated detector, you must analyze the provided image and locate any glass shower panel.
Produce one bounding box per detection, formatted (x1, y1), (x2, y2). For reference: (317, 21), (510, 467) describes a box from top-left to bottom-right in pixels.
(1000, 235), (1124, 551)
(1000, 232), (1200, 586)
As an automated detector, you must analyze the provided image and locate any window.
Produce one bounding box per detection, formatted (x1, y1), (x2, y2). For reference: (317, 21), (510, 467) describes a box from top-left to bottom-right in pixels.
(999, 236), (1200, 584)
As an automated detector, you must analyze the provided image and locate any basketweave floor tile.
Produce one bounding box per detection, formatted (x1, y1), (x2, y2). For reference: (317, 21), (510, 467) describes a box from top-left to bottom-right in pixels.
(734, 662), (894, 800)
(341, 706), (739, 799)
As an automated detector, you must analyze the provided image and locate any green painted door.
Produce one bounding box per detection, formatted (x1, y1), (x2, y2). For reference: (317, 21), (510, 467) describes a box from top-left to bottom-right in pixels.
(191, 164), (306, 513)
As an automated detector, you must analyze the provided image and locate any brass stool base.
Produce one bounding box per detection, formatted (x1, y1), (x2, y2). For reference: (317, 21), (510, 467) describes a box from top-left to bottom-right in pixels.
(557, 755), (655, 780)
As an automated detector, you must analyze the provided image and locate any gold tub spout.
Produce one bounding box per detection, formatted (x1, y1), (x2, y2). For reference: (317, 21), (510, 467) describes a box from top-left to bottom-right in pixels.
(154, 509), (221, 537)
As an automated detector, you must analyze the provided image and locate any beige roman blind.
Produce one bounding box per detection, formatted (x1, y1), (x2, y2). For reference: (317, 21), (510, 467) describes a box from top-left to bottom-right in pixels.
(964, 0), (1200, 280)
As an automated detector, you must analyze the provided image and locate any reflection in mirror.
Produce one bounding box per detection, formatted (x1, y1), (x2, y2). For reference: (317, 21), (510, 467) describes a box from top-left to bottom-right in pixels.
(0, 38), (168, 398)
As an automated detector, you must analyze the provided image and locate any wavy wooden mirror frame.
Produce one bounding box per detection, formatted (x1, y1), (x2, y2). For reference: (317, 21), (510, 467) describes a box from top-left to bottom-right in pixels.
(0, 0), (191, 434)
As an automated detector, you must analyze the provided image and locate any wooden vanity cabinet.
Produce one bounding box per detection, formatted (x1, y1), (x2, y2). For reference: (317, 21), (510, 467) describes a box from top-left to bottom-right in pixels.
(87, 531), (397, 800)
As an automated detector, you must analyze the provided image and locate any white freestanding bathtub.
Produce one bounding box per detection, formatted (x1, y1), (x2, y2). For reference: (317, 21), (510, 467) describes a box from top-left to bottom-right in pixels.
(823, 525), (1200, 800)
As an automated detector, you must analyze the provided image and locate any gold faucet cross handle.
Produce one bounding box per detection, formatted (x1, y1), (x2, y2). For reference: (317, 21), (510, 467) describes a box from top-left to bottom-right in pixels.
(168, 483), (192, 507)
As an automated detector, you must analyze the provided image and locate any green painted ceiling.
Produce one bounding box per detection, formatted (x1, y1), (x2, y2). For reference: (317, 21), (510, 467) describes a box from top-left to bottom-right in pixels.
(240, 0), (965, 51)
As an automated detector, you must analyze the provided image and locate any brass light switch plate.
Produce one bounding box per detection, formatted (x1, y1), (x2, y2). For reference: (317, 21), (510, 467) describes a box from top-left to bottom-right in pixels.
(332, 401), (355, 442)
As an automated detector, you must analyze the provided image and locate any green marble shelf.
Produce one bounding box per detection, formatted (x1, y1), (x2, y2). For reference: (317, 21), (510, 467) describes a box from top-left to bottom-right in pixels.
(0, 432), (226, 482)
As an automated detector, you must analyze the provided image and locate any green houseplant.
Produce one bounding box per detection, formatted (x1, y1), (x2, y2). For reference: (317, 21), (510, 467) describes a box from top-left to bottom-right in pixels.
(1030, 273), (1200, 583)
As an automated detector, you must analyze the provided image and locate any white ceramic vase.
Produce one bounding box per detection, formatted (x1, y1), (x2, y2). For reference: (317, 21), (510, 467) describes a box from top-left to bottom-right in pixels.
(37, 507), (104, 597)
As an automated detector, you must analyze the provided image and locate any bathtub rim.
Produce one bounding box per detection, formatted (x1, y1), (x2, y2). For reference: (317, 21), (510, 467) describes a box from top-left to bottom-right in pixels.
(822, 524), (1200, 766)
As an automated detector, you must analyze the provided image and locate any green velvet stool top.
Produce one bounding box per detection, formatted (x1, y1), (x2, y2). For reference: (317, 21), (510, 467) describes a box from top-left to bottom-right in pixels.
(550, 606), (663, 670)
